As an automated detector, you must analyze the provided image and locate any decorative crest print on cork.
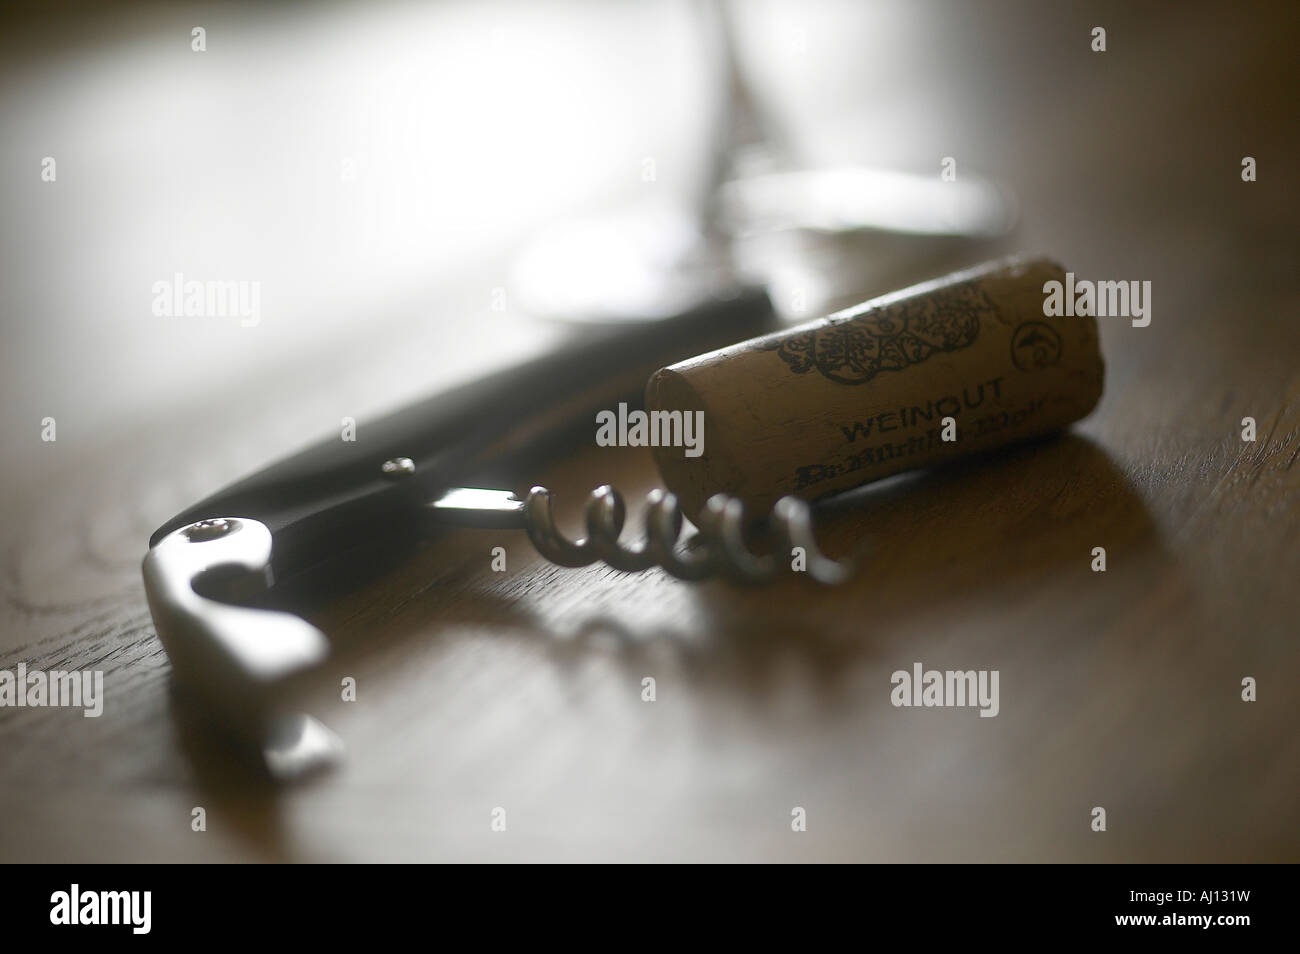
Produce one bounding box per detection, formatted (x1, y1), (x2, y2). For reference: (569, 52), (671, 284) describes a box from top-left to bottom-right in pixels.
(762, 281), (997, 385)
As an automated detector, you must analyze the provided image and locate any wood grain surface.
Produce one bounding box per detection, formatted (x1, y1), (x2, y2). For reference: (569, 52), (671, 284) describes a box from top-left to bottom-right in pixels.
(1, 0), (1296, 862)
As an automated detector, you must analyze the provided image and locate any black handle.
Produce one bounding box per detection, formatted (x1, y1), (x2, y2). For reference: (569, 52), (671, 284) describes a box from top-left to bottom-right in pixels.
(149, 290), (775, 585)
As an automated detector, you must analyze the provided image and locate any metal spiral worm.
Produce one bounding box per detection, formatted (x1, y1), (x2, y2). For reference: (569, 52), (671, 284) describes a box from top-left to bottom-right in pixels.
(522, 485), (852, 584)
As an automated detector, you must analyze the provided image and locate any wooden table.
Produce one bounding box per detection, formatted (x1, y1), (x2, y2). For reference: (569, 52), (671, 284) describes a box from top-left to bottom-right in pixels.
(1, 0), (1295, 862)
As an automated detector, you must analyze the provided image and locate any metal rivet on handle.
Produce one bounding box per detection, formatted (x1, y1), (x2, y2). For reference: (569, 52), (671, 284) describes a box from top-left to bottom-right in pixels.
(181, 518), (238, 542)
(381, 457), (416, 478)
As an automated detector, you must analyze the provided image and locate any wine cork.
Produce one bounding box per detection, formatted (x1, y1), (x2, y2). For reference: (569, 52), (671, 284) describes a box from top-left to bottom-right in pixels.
(646, 256), (1104, 517)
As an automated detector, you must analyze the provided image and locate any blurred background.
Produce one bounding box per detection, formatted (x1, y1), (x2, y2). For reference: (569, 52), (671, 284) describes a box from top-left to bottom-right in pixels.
(0, 0), (1296, 862)
(0, 0), (1100, 462)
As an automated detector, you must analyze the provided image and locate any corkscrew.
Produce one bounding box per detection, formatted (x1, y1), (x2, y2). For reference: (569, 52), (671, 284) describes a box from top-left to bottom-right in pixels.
(141, 287), (852, 776)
